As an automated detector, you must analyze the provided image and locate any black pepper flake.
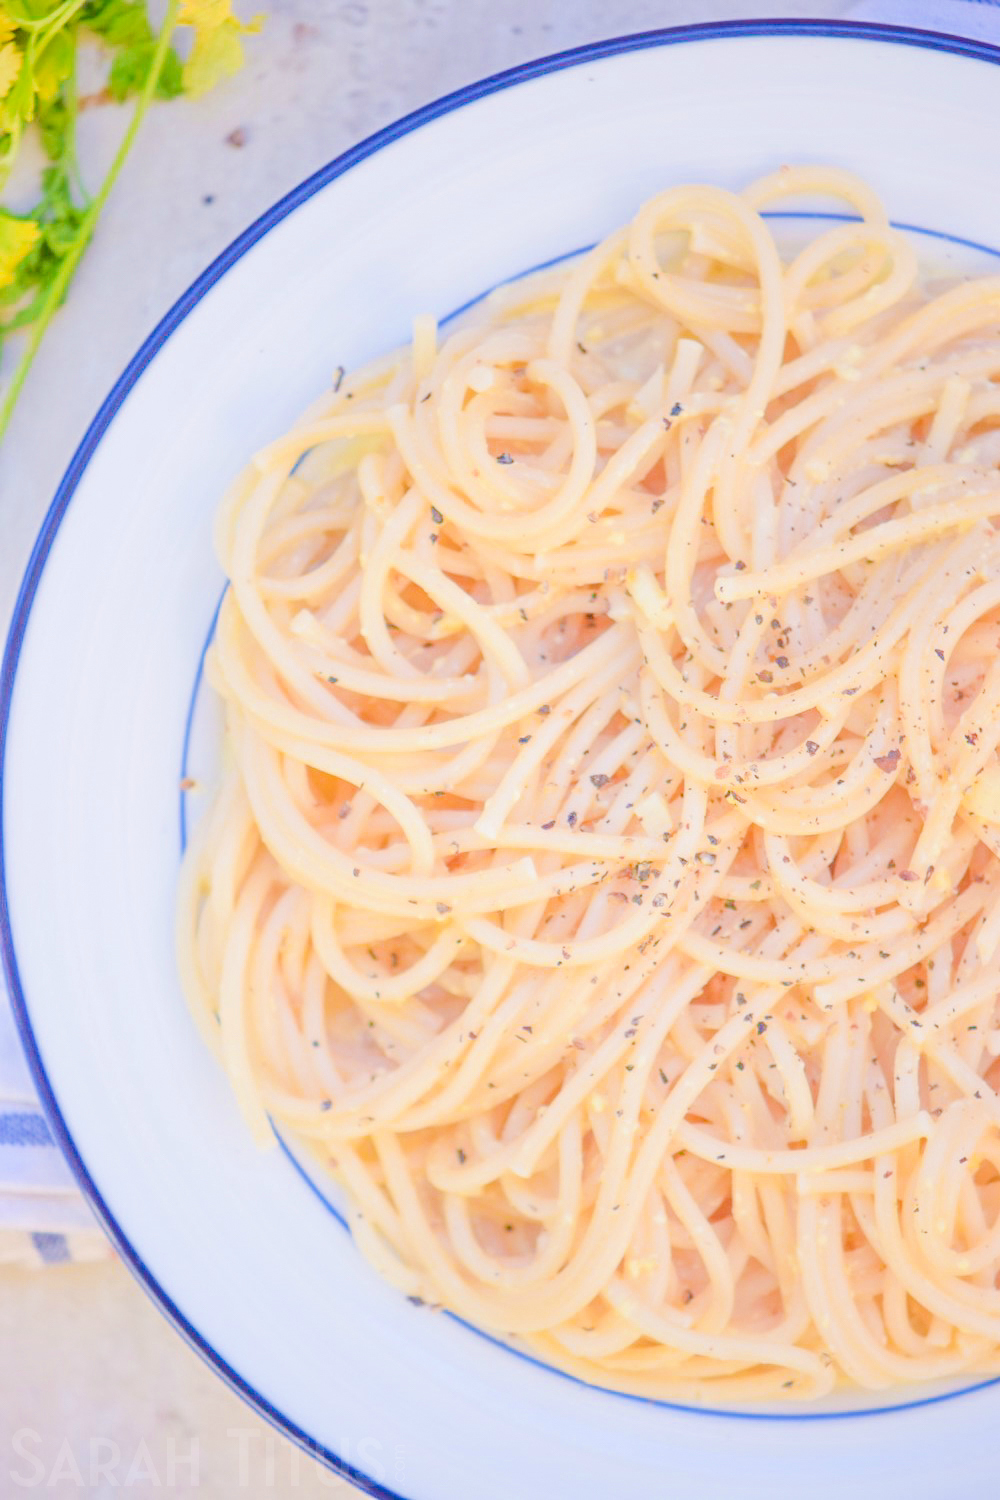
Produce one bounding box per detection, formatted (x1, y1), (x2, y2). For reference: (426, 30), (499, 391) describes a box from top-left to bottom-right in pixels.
(590, 772), (610, 788)
(775, 655), (789, 669)
(758, 670), (773, 684)
(734, 560), (746, 571)
(934, 648), (945, 661)
(430, 506), (443, 525)
(456, 1148), (466, 1163)
(670, 402), (683, 416)
(874, 748), (901, 772)
(539, 704), (551, 715)
(518, 734), (532, 744)
(320, 1100), (332, 1111)
(496, 451), (514, 465)
(436, 901), (452, 914)
(898, 870), (919, 883)
(567, 811), (578, 827)
(805, 740), (819, 755)
(541, 820), (555, 830)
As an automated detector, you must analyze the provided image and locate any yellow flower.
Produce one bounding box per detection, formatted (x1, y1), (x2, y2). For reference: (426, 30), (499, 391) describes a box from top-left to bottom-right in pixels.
(0, 10), (15, 48)
(179, 3), (263, 99)
(0, 211), (39, 290)
(178, 0), (232, 27)
(0, 39), (21, 100)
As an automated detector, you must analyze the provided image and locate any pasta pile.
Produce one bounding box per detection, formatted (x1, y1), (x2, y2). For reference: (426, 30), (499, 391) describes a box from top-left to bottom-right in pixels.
(179, 167), (1000, 1400)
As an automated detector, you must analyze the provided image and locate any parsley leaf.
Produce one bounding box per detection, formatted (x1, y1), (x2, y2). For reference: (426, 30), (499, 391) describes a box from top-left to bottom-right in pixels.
(0, 42), (22, 103)
(33, 27), (73, 103)
(0, 209), (39, 291)
(82, 1), (184, 100)
(109, 38), (183, 100)
(180, 0), (262, 97)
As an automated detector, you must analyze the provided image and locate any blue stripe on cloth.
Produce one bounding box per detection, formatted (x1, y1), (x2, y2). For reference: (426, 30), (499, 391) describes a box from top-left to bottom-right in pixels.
(0, 1112), (53, 1147)
(31, 1232), (70, 1264)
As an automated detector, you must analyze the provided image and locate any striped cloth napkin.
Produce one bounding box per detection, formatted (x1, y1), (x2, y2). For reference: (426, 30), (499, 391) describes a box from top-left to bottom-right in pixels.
(2, 0), (998, 1271)
(0, 994), (109, 1264)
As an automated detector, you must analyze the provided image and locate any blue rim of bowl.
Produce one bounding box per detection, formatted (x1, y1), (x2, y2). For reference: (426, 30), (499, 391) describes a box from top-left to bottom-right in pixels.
(5, 18), (1000, 1495)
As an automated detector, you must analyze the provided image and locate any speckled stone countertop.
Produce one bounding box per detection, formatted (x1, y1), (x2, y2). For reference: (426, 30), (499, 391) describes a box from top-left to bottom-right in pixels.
(0, 2), (849, 1494)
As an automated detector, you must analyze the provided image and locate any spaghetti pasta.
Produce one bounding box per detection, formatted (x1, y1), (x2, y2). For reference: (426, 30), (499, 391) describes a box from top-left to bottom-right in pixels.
(178, 167), (1000, 1401)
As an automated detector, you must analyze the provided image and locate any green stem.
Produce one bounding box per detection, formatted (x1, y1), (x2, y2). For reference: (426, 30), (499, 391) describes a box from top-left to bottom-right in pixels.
(15, 0), (86, 34)
(0, 0), (181, 441)
(62, 38), (88, 200)
(36, 0), (89, 51)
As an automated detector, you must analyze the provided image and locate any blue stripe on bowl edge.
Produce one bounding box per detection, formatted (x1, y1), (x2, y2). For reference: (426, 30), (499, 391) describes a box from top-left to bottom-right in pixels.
(6, 19), (1000, 1496)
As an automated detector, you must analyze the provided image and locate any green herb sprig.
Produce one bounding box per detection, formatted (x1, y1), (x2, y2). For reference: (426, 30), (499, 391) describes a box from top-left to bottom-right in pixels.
(0, 0), (262, 440)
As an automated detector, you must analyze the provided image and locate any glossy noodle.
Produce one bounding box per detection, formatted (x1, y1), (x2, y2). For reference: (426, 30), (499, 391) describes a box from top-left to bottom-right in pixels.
(178, 167), (1000, 1400)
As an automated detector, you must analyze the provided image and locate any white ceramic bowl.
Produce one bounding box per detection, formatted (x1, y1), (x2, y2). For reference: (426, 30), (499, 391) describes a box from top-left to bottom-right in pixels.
(6, 21), (1000, 1500)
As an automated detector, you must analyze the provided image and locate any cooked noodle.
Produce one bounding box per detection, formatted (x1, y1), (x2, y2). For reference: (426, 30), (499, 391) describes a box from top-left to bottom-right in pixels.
(178, 167), (1000, 1400)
